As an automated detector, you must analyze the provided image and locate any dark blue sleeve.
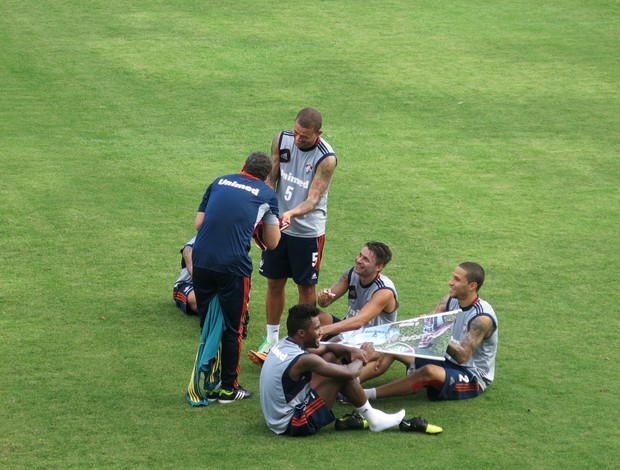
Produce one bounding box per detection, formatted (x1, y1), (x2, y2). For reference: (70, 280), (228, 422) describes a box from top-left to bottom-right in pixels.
(197, 182), (214, 212)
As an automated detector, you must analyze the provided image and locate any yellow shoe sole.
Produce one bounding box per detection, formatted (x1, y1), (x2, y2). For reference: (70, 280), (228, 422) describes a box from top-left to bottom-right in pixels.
(246, 350), (267, 367)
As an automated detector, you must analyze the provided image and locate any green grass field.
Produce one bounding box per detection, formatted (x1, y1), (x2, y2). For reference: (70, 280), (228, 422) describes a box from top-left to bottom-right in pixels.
(1, 1), (618, 468)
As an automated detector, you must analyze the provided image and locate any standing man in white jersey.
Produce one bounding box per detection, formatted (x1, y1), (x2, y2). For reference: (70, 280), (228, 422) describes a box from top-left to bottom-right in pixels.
(363, 262), (499, 402)
(248, 108), (337, 366)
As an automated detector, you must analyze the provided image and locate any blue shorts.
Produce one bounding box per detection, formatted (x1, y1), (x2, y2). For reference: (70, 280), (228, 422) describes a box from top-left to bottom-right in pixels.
(414, 357), (483, 401)
(259, 233), (325, 285)
(287, 389), (335, 437)
(173, 282), (195, 315)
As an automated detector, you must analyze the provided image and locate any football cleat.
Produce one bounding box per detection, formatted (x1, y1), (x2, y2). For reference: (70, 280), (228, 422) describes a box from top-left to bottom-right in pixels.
(247, 337), (273, 367)
(205, 388), (220, 403)
(217, 386), (253, 404)
(335, 413), (369, 431)
(399, 417), (443, 434)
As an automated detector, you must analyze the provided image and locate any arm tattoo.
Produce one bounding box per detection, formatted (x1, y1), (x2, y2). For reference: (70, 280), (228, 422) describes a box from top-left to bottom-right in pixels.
(461, 319), (486, 357)
(448, 316), (489, 363)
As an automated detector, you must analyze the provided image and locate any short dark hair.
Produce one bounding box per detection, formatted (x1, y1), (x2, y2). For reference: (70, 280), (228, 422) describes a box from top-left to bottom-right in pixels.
(295, 107), (322, 131)
(459, 262), (485, 292)
(287, 303), (320, 336)
(243, 151), (272, 181)
(365, 241), (392, 267)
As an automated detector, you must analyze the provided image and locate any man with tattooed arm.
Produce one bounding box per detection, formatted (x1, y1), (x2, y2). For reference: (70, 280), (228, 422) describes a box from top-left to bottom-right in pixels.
(363, 262), (498, 403)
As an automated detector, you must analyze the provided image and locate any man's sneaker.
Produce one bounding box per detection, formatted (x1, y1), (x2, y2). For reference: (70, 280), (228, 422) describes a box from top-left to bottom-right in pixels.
(217, 386), (253, 404)
(335, 413), (369, 431)
(247, 337), (273, 367)
(205, 388), (220, 403)
(399, 417), (443, 434)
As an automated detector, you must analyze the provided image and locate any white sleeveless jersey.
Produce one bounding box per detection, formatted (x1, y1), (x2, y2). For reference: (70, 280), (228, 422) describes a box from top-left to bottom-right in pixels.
(345, 268), (399, 326)
(260, 338), (312, 434)
(446, 296), (498, 389)
(276, 131), (336, 237)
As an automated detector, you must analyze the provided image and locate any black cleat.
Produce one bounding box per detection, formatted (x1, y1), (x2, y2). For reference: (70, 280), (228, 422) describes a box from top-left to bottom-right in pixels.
(335, 413), (369, 431)
(217, 386), (253, 404)
(399, 416), (443, 434)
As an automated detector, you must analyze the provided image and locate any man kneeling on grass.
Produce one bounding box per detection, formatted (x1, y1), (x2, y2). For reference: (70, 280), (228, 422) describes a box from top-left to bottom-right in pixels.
(259, 304), (442, 436)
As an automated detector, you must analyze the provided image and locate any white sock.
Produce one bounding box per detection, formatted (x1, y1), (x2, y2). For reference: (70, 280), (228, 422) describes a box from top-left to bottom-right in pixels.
(355, 400), (372, 416)
(364, 388), (377, 400)
(266, 324), (279, 343)
(356, 400), (405, 432)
